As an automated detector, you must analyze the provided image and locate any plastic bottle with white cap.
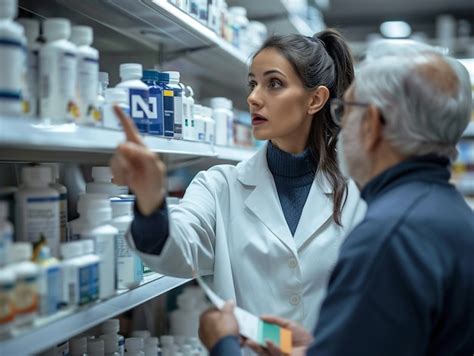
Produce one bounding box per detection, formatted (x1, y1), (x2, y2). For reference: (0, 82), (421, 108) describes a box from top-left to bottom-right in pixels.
(110, 196), (143, 290)
(16, 165), (60, 257)
(101, 319), (125, 356)
(160, 335), (174, 356)
(98, 71), (109, 123)
(88, 338), (105, 356)
(101, 333), (121, 356)
(210, 97), (233, 146)
(69, 336), (88, 356)
(201, 106), (215, 144)
(86, 166), (129, 196)
(36, 245), (62, 316)
(192, 104), (205, 142)
(8, 242), (40, 326)
(42, 163), (68, 242)
(117, 63), (150, 133)
(103, 88), (130, 131)
(0, 0), (26, 116)
(61, 240), (100, 307)
(18, 18), (40, 117)
(71, 25), (100, 126)
(0, 201), (13, 267)
(125, 337), (145, 356)
(182, 86), (195, 141)
(164, 71), (183, 139)
(131, 330), (151, 340)
(144, 337), (159, 356)
(39, 18), (79, 122)
(71, 193), (117, 299)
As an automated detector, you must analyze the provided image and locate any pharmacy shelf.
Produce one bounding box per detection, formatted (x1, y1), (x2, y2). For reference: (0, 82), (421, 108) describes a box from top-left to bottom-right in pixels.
(0, 116), (215, 163)
(462, 122), (474, 138)
(0, 274), (191, 355)
(228, 0), (313, 36)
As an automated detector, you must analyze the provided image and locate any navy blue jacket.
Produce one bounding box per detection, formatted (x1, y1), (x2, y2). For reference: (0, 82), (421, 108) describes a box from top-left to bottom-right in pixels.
(211, 156), (474, 356)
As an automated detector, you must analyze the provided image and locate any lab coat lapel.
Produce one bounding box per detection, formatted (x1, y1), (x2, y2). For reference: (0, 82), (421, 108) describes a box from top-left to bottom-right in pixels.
(237, 144), (296, 254)
(293, 173), (333, 250)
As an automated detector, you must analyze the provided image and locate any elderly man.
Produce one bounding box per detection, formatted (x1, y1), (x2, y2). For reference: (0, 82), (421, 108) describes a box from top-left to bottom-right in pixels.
(198, 41), (474, 356)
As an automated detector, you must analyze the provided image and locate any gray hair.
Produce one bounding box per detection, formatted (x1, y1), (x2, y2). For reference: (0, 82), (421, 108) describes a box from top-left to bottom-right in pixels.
(354, 40), (472, 161)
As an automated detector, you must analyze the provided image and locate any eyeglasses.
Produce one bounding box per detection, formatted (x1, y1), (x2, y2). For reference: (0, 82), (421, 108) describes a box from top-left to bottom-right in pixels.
(330, 99), (372, 126)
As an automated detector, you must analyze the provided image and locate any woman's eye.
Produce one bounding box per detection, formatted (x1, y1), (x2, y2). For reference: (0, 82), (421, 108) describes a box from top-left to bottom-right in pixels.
(269, 79), (283, 89)
(248, 81), (257, 91)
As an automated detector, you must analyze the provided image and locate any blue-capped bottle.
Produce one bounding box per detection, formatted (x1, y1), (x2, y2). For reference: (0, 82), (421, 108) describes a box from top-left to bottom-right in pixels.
(142, 70), (164, 136)
(116, 63), (149, 133)
(158, 72), (175, 138)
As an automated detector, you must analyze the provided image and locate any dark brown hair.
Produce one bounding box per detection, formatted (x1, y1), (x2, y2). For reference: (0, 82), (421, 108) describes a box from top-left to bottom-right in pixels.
(253, 29), (355, 225)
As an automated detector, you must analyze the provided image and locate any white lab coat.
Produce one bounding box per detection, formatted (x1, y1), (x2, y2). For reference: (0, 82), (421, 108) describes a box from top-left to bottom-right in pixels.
(127, 144), (366, 330)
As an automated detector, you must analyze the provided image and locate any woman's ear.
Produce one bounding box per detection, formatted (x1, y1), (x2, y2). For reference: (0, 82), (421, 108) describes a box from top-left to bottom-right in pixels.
(308, 86), (330, 115)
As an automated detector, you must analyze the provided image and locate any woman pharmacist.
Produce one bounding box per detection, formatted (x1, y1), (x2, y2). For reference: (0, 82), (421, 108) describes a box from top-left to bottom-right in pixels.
(110, 29), (366, 331)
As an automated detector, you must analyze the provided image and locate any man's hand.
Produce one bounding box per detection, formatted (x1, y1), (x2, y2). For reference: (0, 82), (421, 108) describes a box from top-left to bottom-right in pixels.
(245, 315), (313, 356)
(199, 301), (240, 350)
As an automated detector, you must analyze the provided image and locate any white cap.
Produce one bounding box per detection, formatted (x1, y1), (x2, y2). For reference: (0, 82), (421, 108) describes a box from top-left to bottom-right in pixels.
(71, 25), (93, 46)
(69, 337), (87, 355)
(87, 339), (104, 354)
(0, 0), (17, 19)
(0, 201), (8, 220)
(92, 166), (113, 183)
(105, 88), (128, 104)
(61, 241), (83, 259)
(22, 166), (53, 186)
(110, 196), (134, 218)
(43, 18), (71, 42)
(131, 330), (151, 339)
(100, 334), (118, 353)
(81, 239), (95, 255)
(145, 337), (159, 346)
(125, 337), (144, 351)
(160, 335), (174, 345)
(18, 18), (40, 43)
(175, 335), (186, 345)
(42, 163), (60, 181)
(101, 318), (120, 333)
(164, 71), (180, 82)
(12, 242), (32, 262)
(120, 63), (143, 80)
(229, 6), (247, 17)
(210, 97), (233, 110)
(77, 193), (112, 223)
(99, 72), (109, 85)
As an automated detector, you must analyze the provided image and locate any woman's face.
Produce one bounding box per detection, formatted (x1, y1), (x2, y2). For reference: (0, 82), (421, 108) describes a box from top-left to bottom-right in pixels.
(247, 48), (314, 146)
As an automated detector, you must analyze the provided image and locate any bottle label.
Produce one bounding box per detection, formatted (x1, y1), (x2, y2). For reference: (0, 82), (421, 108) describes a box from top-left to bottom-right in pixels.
(116, 228), (143, 288)
(148, 87), (164, 136)
(23, 48), (39, 116)
(89, 261), (100, 303)
(163, 89), (175, 137)
(14, 274), (39, 316)
(77, 56), (100, 124)
(0, 279), (15, 325)
(129, 88), (150, 133)
(78, 264), (90, 305)
(91, 234), (116, 299)
(0, 230), (12, 267)
(24, 196), (60, 257)
(172, 88), (183, 137)
(42, 265), (61, 315)
(59, 194), (67, 242)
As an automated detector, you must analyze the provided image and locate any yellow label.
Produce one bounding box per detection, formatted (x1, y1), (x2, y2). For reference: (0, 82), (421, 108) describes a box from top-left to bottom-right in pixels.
(163, 90), (174, 97)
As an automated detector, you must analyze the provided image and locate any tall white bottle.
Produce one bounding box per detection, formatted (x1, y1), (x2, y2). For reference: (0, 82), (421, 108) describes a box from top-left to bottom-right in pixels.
(16, 166), (60, 257)
(0, 0), (26, 116)
(116, 63), (149, 133)
(71, 26), (100, 126)
(110, 197), (143, 290)
(39, 18), (79, 123)
(18, 18), (40, 117)
(86, 166), (129, 196)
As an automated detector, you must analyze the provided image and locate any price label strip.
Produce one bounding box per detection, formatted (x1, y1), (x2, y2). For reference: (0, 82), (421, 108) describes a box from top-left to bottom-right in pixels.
(195, 273), (292, 355)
